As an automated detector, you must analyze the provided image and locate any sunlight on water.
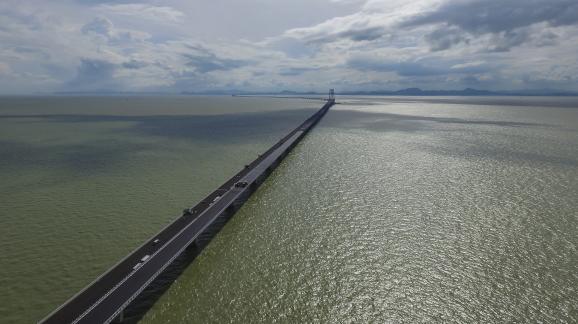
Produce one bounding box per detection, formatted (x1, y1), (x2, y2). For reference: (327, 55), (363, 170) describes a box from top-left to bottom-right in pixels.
(140, 96), (578, 323)
(0, 96), (321, 323)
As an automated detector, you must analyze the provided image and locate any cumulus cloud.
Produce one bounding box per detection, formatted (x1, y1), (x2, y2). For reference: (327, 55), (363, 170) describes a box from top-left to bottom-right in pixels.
(11, 46), (51, 60)
(402, 0), (578, 33)
(282, 12), (390, 44)
(281, 0), (578, 52)
(66, 58), (118, 91)
(348, 57), (445, 76)
(81, 16), (114, 37)
(347, 54), (492, 78)
(280, 0), (437, 44)
(450, 61), (489, 72)
(402, 0), (578, 51)
(81, 16), (150, 44)
(122, 59), (148, 69)
(96, 4), (185, 23)
(278, 66), (320, 76)
(1, 0), (578, 93)
(425, 26), (469, 51)
(183, 46), (249, 73)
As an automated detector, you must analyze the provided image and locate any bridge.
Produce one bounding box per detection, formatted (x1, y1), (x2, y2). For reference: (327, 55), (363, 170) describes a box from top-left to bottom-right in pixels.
(40, 97), (335, 324)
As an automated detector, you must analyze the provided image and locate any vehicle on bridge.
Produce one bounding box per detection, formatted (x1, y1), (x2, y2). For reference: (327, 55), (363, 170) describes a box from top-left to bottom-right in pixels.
(182, 208), (192, 216)
(39, 98), (336, 324)
(235, 181), (248, 188)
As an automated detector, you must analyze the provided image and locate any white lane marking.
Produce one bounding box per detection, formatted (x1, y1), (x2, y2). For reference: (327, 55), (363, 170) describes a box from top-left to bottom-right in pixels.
(72, 130), (306, 323)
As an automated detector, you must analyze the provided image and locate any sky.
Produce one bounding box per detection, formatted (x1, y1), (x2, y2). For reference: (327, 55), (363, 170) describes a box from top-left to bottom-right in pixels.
(0, 0), (577, 94)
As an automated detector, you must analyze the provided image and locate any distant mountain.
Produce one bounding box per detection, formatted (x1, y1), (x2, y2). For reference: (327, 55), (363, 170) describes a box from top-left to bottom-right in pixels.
(54, 88), (578, 97)
(496, 89), (578, 96)
(278, 90), (319, 95)
(192, 88), (578, 97)
(338, 88), (578, 96)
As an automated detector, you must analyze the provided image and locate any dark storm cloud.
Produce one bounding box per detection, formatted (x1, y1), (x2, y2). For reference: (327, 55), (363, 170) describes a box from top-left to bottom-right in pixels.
(403, 0), (578, 33)
(402, 0), (578, 51)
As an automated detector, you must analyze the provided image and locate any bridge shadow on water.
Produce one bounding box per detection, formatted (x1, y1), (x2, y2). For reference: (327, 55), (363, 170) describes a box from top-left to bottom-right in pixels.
(114, 206), (242, 323)
(0, 108), (314, 180)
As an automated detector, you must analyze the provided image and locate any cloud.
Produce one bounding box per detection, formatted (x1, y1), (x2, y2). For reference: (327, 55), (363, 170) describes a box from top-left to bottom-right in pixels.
(347, 55), (492, 77)
(81, 16), (150, 44)
(486, 29), (530, 52)
(0, 62), (10, 75)
(66, 58), (118, 90)
(401, 0), (578, 51)
(278, 67), (319, 76)
(183, 46), (249, 73)
(450, 61), (489, 73)
(347, 57), (445, 76)
(122, 59), (148, 69)
(280, 0), (438, 44)
(402, 0), (578, 33)
(425, 26), (469, 51)
(282, 12), (391, 44)
(336, 26), (384, 42)
(1, 0), (578, 93)
(12, 46), (51, 60)
(81, 16), (113, 37)
(96, 4), (185, 23)
(75, 0), (143, 3)
(281, 0), (578, 53)
(534, 31), (559, 47)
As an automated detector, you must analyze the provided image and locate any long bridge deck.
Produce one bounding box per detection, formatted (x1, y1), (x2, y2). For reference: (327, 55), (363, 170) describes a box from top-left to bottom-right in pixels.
(40, 99), (335, 324)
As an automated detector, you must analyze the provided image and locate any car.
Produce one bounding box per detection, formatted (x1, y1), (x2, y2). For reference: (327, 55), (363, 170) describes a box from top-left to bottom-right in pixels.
(141, 255), (151, 262)
(235, 181), (248, 188)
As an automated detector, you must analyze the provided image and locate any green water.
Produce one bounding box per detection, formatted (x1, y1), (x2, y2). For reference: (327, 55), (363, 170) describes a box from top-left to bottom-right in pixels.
(0, 96), (321, 323)
(1, 96), (577, 323)
(140, 96), (578, 323)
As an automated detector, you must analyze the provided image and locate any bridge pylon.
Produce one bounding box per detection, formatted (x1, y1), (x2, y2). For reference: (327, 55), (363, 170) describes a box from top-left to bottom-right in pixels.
(328, 89), (335, 101)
